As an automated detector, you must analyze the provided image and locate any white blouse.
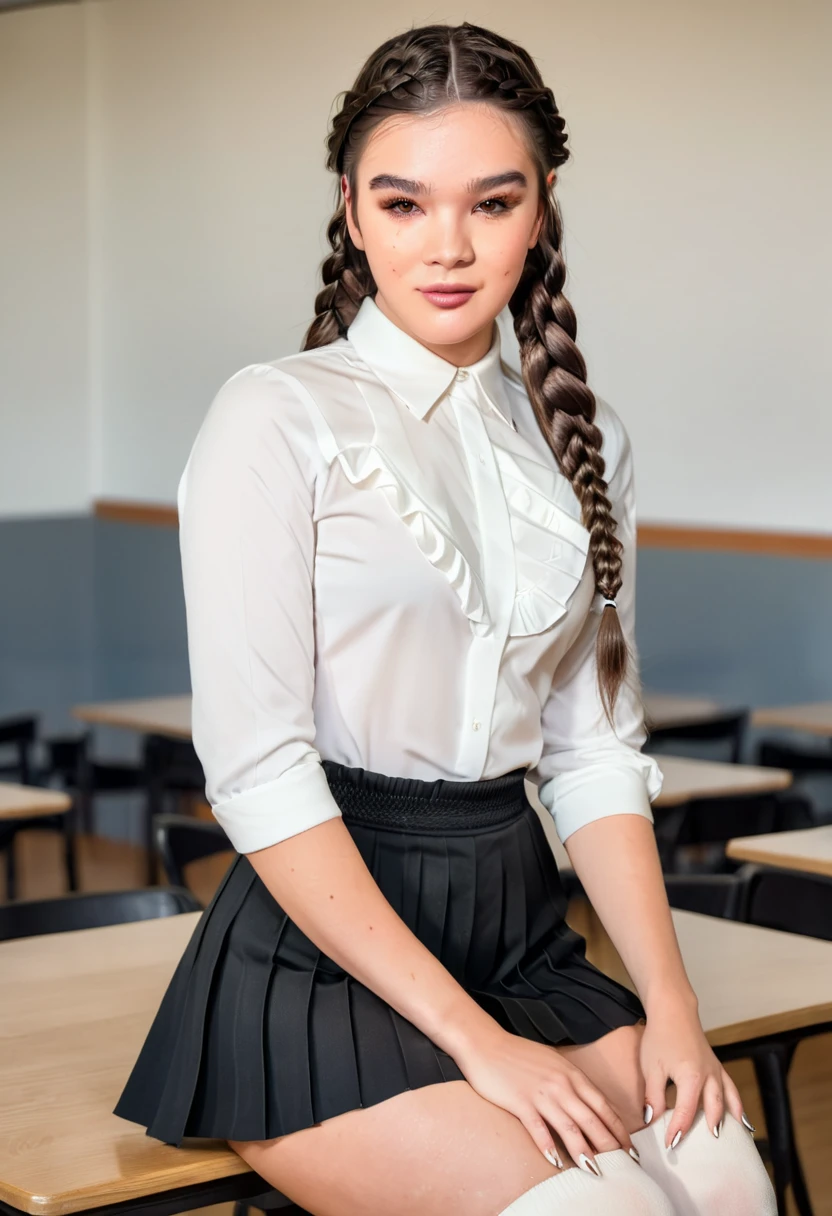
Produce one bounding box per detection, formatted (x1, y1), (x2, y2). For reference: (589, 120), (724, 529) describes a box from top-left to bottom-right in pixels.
(178, 294), (663, 855)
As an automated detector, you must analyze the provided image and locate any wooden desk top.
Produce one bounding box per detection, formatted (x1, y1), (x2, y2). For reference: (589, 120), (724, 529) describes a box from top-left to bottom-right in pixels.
(0, 783), (71, 821)
(72, 696), (193, 740)
(643, 694), (728, 731)
(726, 825), (832, 878)
(652, 754), (792, 807)
(4, 906), (832, 1214)
(751, 702), (832, 737)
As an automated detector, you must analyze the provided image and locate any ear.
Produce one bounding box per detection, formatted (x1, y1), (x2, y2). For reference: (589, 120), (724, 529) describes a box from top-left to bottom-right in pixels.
(342, 175), (365, 251)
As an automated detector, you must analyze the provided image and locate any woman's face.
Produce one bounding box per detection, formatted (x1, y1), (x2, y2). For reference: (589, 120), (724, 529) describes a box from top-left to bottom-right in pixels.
(342, 102), (547, 367)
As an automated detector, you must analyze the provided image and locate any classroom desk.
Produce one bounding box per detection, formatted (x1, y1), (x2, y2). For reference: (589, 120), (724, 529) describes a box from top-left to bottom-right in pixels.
(73, 694), (739, 745)
(651, 754), (792, 807)
(73, 696), (193, 741)
(642, 693), (727, 731)
(726, 824), (832, 878)
(751, 702), (832, 738)
(2, 908), (831, 1216)
(0, 783), (71, 821)
(71, 700), (790, 804)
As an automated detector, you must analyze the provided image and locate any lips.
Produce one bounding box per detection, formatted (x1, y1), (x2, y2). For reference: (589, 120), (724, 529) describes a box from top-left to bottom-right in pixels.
(418, 285), (477, 309)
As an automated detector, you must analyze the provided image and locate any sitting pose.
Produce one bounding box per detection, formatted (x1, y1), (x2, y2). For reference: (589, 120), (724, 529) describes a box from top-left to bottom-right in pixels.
(113, 20), (776, 1215)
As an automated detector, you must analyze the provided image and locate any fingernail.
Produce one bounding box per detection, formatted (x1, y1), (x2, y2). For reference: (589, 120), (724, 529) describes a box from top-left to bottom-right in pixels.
(578, 1153), (601, 1177)
(643, 1103), (653, 1125)
(628, 1146), (641, 1163)
(713, 1120), (720, 1139)
(544, 1149), (563, 1169)
(741, 1113), (756, 1135)
(668, 1129), (682, 1151)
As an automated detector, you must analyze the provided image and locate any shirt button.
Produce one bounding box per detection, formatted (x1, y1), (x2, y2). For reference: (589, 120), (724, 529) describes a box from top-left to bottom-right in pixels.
(472, 719), (481, 731)
(457, 369), (469, 380)
(479, 453), (486, 465)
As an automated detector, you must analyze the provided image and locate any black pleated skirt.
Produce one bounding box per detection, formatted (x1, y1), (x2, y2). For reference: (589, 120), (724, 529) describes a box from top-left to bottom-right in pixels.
(113, 760), (646, 1146)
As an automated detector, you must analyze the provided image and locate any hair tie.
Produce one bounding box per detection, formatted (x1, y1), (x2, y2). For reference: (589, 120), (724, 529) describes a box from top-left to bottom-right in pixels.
(601, 597), (617, 610)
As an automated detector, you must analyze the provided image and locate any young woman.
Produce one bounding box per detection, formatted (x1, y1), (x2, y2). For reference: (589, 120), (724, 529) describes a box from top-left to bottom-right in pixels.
(114, 21), (776, 1216)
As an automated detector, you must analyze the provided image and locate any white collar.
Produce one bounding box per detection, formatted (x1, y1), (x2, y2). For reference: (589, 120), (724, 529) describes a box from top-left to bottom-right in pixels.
(346, 294), (515, 428)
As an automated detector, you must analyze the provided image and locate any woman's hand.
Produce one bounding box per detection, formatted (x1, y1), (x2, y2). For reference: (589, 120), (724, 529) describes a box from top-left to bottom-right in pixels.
(640, 992), (749, 1147)
(453, 1024), (637, 1174)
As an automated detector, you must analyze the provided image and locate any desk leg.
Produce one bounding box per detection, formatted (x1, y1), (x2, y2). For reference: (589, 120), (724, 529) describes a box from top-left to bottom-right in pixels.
(142, 734), (164, 887)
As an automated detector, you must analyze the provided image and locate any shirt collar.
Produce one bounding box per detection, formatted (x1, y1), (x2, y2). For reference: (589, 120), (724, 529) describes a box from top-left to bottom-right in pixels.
(346, 294), (514, 428)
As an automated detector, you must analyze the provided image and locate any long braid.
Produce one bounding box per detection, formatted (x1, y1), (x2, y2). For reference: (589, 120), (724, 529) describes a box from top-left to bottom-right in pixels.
(302, 21), (634, 722)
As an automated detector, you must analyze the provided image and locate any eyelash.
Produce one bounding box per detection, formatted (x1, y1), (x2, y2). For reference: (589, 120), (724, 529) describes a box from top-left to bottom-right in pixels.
(381, 193), (516, 219)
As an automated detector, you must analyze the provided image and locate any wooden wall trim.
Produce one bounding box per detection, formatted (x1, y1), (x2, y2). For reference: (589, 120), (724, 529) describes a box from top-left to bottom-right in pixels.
(94, 499), (178, 527)
(637, 524), (832, 560)
(92, 499), (832, 558)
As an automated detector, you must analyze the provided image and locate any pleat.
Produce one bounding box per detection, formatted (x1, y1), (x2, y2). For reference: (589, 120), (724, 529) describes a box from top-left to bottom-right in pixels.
(112, 854), (242, 1131)
(466, 825), (505, 985)
(440, 832), (478, 980)
(416, 832), (449, 961)
(145, 857), (257, 1144)
(309, 972), (362, 1125)
(264, 940), (320, 1134)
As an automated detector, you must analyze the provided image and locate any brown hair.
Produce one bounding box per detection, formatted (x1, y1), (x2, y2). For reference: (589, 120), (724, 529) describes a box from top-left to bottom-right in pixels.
(302, 21), (632, 724)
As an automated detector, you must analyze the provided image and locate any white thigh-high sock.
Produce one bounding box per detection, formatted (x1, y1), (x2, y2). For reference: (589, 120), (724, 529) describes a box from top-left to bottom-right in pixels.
(631, 1108), (776, 1214)
(496, 1149), (675, 1214)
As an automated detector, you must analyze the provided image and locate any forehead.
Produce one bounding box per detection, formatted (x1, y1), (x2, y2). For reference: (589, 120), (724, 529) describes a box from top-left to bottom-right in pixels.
(359, 103), (533, 180)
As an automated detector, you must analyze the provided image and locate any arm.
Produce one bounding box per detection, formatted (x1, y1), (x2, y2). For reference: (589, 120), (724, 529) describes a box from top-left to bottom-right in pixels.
(178, 364), (497, 1061)
(527, 401), (745, 1143)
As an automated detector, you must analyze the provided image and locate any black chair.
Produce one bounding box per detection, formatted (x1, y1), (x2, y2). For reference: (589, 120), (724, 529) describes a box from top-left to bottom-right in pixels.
(155, 812), (234, 903)
(143, 734), (207, 885)
(0, 713), (78, 901)
(0, 713), (38, 782)
(645, 709), (750, 765)
(755, 740), (832, 777)
(0, 885), (200, 942)
(654, 789), (814, 874)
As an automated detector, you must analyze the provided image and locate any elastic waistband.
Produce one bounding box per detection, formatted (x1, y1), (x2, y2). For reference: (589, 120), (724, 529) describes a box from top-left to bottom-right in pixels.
(321, 760), (529, 833)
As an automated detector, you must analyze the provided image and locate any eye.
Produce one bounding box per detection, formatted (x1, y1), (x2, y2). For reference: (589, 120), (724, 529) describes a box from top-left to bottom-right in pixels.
(381, 193), (517, 219)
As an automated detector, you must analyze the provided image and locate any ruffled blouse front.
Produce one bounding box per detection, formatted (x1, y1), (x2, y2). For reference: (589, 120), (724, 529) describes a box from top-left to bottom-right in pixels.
(177, 294), (663, 854)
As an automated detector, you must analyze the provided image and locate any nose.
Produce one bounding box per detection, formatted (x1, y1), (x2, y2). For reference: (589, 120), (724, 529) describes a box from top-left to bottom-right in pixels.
(422, 210), (475, 268)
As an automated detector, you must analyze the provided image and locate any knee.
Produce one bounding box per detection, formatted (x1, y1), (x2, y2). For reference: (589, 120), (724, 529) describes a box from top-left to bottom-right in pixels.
(632, 1109), (776, 1215)
(497, 1151), (674, 1215)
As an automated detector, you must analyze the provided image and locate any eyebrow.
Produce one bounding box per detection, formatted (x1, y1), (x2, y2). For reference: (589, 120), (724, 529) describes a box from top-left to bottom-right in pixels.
(367, 171), (528, 194)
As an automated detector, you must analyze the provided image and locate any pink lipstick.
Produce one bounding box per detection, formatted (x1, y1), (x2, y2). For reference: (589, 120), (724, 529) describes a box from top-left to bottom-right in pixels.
(418, 284), (477, 309)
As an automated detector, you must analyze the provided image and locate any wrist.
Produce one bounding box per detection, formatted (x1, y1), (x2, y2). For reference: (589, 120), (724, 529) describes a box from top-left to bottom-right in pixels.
(642, 980), (699, 1019)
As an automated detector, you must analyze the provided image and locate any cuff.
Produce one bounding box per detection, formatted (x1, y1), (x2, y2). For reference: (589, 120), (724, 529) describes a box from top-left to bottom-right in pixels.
(538, 754), (663, 844)
(211, 753), (343, 853)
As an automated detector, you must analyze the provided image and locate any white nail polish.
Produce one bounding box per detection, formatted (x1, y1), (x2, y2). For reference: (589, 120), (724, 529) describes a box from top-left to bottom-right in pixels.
(629, 1146), (641, 1163)
(544, 1149), (563, 1169)
(578, 1153), (601, 1177)
(669, 1129), (682, 1150)
(713, 1121), (720, 1138)
(643, 1103), (653, 1125)
(741, 1113), (756, 1134)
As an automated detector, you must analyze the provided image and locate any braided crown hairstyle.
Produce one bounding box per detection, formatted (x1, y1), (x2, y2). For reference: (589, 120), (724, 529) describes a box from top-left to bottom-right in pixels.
(302, 21), (632, 724)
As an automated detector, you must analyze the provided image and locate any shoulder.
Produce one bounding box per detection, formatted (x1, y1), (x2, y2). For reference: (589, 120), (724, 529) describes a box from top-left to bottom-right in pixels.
(191, 339), (360, 471)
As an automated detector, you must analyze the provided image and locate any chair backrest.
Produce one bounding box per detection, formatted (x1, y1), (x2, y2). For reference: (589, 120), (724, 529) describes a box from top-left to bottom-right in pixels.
(0, 886), (201, 942)
(646, 710), (749, 765)
(673, 788), (814, 851)
(664, 872), (747, 918)
(155, 812), (233, 893)
(0, 713), (39, 783)
(756, 740), (832, 775)
(739, 865), (832, 941)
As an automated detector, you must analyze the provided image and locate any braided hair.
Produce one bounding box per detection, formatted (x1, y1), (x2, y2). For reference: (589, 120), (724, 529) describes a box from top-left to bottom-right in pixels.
(302, 21), (633, 724)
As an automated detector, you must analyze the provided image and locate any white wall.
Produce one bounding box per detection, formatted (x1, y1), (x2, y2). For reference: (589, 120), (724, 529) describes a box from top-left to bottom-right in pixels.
(0, 4), (90, 517)
(2, 0), (830, 531)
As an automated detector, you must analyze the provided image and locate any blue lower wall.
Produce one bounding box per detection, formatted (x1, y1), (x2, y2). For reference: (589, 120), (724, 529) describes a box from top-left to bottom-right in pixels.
(1, 515), (830, 836)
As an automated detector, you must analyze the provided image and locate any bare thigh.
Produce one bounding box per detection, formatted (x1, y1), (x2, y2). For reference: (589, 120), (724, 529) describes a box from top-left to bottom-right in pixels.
(229, 1022), (656, 1216)
(229, 1078), (559, 1216)
(558, 1020), (655, 1135)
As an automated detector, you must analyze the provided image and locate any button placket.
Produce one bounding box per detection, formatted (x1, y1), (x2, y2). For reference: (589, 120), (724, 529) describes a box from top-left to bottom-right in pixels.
(448, 380), (516, 775)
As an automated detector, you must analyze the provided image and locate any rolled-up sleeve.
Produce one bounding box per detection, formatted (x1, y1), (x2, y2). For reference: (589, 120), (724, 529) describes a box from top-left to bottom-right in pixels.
(177, 363), (343, 854)
(528, 404), (663, 844)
